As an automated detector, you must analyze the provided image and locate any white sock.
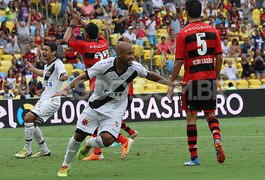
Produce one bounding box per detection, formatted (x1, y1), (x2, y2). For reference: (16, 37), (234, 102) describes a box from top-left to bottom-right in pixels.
(62, 137), (81, 168)
(24, 123), (34, 152)
(34, 126), (50, 154)
(86, 136), (105, 148)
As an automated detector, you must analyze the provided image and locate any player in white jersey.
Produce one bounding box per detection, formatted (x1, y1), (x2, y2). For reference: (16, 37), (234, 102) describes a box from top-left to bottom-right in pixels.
(15, 43), (68, 158)
(55, 42), (179, 177)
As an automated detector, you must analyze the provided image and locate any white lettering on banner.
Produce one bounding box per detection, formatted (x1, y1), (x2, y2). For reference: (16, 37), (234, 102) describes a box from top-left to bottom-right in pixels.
(146, 97), (161, 119)
(226, 94), (243, 115)
(216, 94), (226, 115)
(62, 101), (75, 123)
(51, 112), (62, 123)
(161, 97), (173, 118)
(76, 100), (86, 119)
(0, 105), (7, 128)
(173, 96), (181, 117)
(8, 99), (16, 128)
(131, 98), (146, 119)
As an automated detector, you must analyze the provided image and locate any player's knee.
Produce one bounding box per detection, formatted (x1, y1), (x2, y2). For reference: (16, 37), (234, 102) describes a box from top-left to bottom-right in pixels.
(24, 112), (36, 123)
(74, 131), (87, 142)
(100, 133), (115, 147)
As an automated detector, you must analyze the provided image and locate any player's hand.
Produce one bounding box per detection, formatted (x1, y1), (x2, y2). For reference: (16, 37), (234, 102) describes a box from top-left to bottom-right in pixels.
(52, 89), (68, 97)
(67, 1), (74, 16)
(59, 73), (68, 82)
(70, 13), (81, 26)
(25, 61), (34, 71)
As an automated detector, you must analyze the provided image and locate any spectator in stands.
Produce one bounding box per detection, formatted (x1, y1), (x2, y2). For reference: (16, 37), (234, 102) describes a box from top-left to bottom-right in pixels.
(5, 0), (17, 21)
(30, 41), (39, 56)
(33, 29), (43, 46)
(5, 38), (20, 55)
(0, 28), (9, 48)
(123, 26), (136, 44)
(205, 2), (217, 18)
(10, 57), (21, 75)
(81, 0), (95, 19)
(254, 48), (265, 80)
(228, 24), (240, 41)
(64, 47), (78, 64)
(241, 1), (253, 23)
(256, 0), (263, 8)
(1, 85), (15, 99)
(227, 82), (236, 90)
(229, 38), (241, 57)
(143, 0), (153, 17)
(240, 37), (252, 55)
(146, 14), (158, 49)
(18, 75), (30, 99)
(241, 53), (252, 80)
(72, 71), (88, 100)
(114, 15), (127, 35)
(15, 12), (31, 54)
(128, 9), (138, 27)
(239, 25), (249, 41)
(1, 21), (10, 36)
(170, 13), (181, 35)
(48, 23), (56, 37)
(44, 29), (56, 43)
(39, 17), (48, 38)
(72, 0), (81, 12)
(240, 17), (251, 32)
(162, 8), (172, 28)
(253, 30), (264, 53)
(35, 57), (45, 70)
(249, 24), (259, 38)
(217, 23), (228, 40)
(139, 11), (149, 27)
(154, 10), (161, 29)
(5, 68), (16, 90)
(221, 59), (238, 81)
(229, 4), (240, 22)
(221, 38), (230, 57)
(28, 74), (43, 97)
(217, 2), (228, 18)
(23, 47), (37, 67)
(105, 0), (118, 18)
(167, 29), (176, 54)
(152, 0), (164, 11)
(262, 23), (265, 39)
(135, 21), (147, 41)
(0, 75), (5, 91)
(156, 36), (171, 55)
(261, 10), (265, 25)
(30, 8), (41, 24)
(94, 0), (104, 19)
(117, 0), (128, 17)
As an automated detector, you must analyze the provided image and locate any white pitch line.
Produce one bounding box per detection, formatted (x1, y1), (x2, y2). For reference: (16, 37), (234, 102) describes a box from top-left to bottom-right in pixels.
(1, 135), (265, 141)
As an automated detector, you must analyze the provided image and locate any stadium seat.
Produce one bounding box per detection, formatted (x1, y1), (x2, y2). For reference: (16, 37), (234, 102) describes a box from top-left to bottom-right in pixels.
(248, 79), (261, 88)
(0, 60), (11, 67)
(0, 66), (9, 73)
(154, 54), (166, 68)
(90, 19), (104, 30)
(0, 10), (6, 16)
(110, 33), (121, 46)
(156, 33), (168, 41)
(157, 28), (168, 34)
(236, 79), (249, 89)
(132, 44), (144, 58)
(0, 49), (3, 58)
(143, 83), (157, 93)
(84, 81), (90, 91)
(166, 54), (175, 60)
(156, 83), (168, 93)
(223, 80), (236, 88)
(179, 66), (185, 77)
(64, 64), (74, 76)
(1, 54), (13, 61)
(261, 79), (265, 85)
(142, 49), (154, 61)
(252, 8), (261, 25)
(133, 77), (145, 85)
(13, 54), (22, 59)
(32, 0), (41, 4)
(50, 2), (62, 16)
(133, 84), (144, 94)
(250, 74), (256, 79)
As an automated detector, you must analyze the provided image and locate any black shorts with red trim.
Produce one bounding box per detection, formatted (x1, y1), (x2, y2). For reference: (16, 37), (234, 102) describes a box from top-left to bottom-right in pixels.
(181, 79), (217, 113)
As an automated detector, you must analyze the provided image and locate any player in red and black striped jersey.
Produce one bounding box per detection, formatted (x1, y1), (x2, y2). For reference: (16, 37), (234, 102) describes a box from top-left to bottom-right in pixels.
(167, 0), (225, 166)
(63, 7), (137, 161)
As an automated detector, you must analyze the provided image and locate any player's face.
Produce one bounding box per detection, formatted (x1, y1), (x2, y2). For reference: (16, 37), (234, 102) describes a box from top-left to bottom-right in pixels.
(120, 48), (134, 67)
(41, 45), (55, 62)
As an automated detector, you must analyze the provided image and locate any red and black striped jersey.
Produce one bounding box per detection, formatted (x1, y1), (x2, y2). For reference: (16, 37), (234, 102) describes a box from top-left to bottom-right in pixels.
(175, 21), (222, 81)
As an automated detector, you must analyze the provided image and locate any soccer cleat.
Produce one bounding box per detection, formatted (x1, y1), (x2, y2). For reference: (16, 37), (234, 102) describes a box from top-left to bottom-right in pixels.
(184, 157), (200, 166)
(111, 142), (121, 147)
(82, 153), (104, 161)
(15, 148), (32, 158)
(57, 166), (70, 177)
(31, 151), (51, 158)
(77, 147), (89, 160)
(121, 138), (134, 159)
(128, 130), (138, 139)
(215, 139), (226, 163)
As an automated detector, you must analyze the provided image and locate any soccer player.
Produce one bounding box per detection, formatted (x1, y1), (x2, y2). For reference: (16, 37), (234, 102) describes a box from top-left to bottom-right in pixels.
(15, 43), (68, 158)
(64, 11), (138, 160)
(55, 42), (178, 177)
(167, 0), (226, 166)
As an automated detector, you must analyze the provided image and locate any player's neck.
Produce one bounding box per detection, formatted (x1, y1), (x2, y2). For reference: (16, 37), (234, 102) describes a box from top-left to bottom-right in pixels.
(188, 17), (201, 23)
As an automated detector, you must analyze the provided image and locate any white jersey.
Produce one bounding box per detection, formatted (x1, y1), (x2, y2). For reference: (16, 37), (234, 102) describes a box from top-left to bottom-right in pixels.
(41, 59), (67, 100)
(85, 57), (148, 116)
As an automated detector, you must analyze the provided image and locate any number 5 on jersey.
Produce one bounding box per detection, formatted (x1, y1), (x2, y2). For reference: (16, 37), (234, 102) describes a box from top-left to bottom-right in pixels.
(196, 33), (207, 55)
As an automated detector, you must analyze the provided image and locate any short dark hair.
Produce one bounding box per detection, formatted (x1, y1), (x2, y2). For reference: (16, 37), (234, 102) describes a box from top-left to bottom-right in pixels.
(85, 23), (99, 39)
(44, 42), (57, 52)
(185, 0), (202, 19)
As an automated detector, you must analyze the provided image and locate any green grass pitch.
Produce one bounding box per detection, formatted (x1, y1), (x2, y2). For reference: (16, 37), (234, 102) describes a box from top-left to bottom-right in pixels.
(0, 117), (265, 180)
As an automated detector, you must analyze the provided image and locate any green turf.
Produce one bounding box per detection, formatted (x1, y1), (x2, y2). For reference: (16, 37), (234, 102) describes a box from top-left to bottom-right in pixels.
(0, 117), (265, 180)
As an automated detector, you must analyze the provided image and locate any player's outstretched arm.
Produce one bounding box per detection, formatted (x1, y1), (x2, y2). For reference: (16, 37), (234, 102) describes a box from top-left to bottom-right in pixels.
(52, 73), (89, 97)
(145, 71), (180, 87)
(63, 14), (81, 43)
(26, 62), (44, 77)
(59, 72), (68, 82)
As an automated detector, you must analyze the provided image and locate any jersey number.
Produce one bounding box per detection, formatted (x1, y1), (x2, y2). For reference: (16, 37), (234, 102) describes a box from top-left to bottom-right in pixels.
(196, 33), (207, 55)
(94, 50), (109, 60)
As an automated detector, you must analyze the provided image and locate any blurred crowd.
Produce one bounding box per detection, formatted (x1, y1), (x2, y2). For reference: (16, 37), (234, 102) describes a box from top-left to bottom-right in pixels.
(1, 0), (265, 99)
